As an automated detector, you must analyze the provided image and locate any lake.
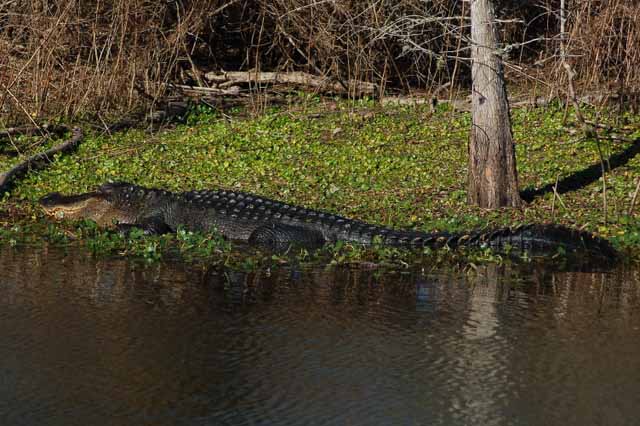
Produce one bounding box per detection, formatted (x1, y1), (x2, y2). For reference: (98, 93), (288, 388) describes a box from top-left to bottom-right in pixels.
(1, 245), (639, 425)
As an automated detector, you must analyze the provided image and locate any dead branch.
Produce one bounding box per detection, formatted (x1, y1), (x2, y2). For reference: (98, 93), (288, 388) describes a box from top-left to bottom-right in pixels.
(204, 71), (377, 95)
(170, 84), (243, 96)
(381, 96), (471, 111)
(0, 127), (83, 194)
(0, 123), (69, 139)
(379, 92), (618, 111)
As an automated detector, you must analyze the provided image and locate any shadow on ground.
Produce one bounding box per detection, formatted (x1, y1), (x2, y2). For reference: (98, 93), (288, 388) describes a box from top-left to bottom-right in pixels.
(521, 138), (640, 203)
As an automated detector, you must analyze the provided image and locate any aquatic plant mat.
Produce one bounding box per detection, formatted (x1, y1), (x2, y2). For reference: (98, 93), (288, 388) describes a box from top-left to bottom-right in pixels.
(1, 100), (639, 266)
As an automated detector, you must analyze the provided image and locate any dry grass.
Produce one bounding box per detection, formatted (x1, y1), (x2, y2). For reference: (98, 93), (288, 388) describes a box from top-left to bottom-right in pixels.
(569, 0), (640, 91)
(0, 0), (225, 123)
(1, 0), (639, 125)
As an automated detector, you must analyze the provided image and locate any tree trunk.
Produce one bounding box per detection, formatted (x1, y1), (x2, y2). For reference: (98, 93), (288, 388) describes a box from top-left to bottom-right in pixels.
(468, 0), (522, 208)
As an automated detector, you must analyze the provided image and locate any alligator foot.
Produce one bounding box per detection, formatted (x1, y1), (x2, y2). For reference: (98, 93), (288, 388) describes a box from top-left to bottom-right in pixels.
(116, 217), (173, 236)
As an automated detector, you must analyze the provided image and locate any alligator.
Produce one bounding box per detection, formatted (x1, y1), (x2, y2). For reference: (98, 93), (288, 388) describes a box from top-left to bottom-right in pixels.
(40, 182), (617, 258)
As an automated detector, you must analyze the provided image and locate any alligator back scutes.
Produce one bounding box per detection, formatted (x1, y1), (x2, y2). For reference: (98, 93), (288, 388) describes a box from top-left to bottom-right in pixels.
(180, 188), (376, 229)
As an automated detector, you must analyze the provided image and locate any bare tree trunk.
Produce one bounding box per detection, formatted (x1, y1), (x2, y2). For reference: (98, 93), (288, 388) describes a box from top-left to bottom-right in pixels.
(468, 0), (522, 208)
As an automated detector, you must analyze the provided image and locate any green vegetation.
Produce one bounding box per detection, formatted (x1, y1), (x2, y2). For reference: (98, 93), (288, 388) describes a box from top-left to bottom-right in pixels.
(1, 99), (640, 266)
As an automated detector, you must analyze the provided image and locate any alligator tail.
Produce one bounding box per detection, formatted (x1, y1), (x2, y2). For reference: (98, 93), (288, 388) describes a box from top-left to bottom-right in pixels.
(443, 224), (617, 258)
(374, 223), (615, 258)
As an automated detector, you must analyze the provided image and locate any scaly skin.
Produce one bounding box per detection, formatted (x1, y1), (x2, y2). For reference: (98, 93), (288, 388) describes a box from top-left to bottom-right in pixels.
(40, 182), (617, 258)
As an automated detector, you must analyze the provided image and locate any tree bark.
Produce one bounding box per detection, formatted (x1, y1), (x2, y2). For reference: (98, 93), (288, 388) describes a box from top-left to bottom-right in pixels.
(468, 0), (522, 208)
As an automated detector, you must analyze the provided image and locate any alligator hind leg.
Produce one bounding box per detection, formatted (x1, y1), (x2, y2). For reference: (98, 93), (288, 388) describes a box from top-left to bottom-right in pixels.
(248, 223), (326, 252)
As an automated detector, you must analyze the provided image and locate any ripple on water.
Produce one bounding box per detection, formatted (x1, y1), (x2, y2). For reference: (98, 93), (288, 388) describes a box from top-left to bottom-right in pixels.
(1, 246), (640, 425)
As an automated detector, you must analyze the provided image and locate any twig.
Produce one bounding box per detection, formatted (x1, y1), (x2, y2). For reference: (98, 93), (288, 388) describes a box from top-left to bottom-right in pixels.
(551, 174), (559, 219)
(211, 0), (241, 17)
(561, 19), (608, 223)
(629, 177), (640, 216)
(552, 175), (569, 213)
(0, 123), (68, 139)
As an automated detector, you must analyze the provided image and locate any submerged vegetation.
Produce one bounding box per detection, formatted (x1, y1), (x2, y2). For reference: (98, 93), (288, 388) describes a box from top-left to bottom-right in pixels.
(1, 98), (640, 267)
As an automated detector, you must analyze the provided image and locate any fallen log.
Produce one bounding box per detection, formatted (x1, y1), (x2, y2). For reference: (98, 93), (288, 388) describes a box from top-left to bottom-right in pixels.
(204, 71), (376, 95)
(380, 93), (618, 111)
(381, 96), (471, 111)
(170, 84), (242, 96)
(0, 127), (83, 194)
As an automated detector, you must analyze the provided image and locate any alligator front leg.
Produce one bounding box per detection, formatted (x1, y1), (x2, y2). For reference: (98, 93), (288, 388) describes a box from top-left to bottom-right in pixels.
(116, 216), (173, 236)
(248, 223), (327, 252)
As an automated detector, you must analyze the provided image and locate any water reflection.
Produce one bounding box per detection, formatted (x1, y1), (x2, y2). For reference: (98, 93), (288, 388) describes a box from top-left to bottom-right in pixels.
(0, 245), (639, 425)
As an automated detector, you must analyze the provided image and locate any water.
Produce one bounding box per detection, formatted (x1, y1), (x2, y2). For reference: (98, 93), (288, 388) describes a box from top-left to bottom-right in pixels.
(1, 245), (639, 426)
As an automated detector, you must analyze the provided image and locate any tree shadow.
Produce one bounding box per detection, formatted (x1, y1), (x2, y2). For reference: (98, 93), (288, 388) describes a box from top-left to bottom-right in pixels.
(520, 138), (640, 203)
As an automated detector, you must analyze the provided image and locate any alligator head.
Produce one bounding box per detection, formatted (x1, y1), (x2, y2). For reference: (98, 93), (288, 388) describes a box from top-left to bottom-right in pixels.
(40, 182), (142, 227)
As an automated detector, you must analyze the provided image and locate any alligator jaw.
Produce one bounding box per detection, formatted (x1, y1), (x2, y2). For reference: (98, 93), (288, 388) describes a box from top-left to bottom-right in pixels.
(39, 191), (120, 226)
